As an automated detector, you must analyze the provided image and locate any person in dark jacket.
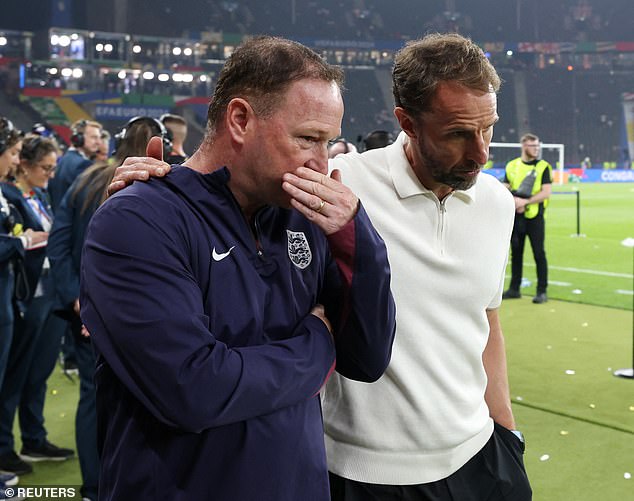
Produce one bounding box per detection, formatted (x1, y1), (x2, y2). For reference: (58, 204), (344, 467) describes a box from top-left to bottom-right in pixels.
(0, 117), (24, 393)
(0, 134), (75, 478)
(0, 115), (25, 501)
(48, 116), (171, 501)
(47, 119), (103, 378)
(47, 120), (102, 213)
(81, 36), (396, 501)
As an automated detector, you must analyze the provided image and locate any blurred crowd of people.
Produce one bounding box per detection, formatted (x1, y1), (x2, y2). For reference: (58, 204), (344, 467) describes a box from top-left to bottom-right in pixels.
(0, 112), (188, 501)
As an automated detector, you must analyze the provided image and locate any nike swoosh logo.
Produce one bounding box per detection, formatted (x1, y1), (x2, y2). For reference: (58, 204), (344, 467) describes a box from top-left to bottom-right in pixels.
(212, 246), (235, 262)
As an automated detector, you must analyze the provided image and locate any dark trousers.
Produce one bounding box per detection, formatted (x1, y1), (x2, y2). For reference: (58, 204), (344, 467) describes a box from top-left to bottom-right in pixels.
(509, 214), (548, 294)
(71, 316), (99, 500)
(0, 266), (15, 390)
(0, 277), (65, 454)
(329, 423), (532, 501)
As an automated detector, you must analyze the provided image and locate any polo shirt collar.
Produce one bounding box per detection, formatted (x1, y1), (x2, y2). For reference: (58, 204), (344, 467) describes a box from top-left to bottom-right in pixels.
(387, 132), (476, 203)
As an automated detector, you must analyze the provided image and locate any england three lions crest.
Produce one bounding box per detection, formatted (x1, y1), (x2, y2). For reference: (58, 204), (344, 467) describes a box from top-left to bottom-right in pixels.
(286, 230), (312, 269)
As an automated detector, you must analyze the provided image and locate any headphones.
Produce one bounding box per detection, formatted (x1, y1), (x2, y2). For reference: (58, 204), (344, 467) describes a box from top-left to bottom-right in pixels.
(0, 117), (19, 156)
(70, 119), (87, 148)
(113, 116), (173, 156)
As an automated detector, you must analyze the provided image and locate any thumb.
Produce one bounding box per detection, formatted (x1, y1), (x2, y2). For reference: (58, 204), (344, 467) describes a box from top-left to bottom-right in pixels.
(146, 136), (164, 161)
(330, 168), (341, 182)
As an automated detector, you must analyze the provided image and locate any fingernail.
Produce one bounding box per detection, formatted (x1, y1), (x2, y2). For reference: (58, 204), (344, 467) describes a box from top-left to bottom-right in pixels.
(156, 168), (165, 175)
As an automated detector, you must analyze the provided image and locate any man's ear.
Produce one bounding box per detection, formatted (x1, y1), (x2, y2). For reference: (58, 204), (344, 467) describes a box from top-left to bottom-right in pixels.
(394, 107), (418, 139)
(225, 98), (253, 145)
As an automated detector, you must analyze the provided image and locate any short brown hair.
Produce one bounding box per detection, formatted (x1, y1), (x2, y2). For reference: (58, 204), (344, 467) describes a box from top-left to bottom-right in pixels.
(206, 36), (344, 134)
(392, 33), (501, 117)
(19, 134), (61, 164)
(71, 119), (102, 134)
(520, 133), (539, 143)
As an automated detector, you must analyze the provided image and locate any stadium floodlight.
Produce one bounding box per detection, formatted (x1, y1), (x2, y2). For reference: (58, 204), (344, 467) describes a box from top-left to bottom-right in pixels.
(0, 36), (7, 46)
(133, 45), (142, 54)
(72, 68), (83, 79)
(142, 71), (155, 80)
(158, 73), (170, 82)
(614, 237), (634, 380)
(183, 47), (193, 56)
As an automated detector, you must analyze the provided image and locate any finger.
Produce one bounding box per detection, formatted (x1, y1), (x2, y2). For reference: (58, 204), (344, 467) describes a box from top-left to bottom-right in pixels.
(293, 166), (339, 188)
(282, 179), (326, 211)
(146, 136), (164, 161)
(106, 180), (126, 197)
(289, 197), (328, 222)
(107, 170), (152, 197)
(121, 155), (166, 168)
(282, 172), (334, 203)
(330, 168), (342, 183)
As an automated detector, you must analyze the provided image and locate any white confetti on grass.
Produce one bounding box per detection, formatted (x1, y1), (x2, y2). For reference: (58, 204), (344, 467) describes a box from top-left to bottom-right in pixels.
(625, 472), (631, 480)
(565, 370), (576, 375)
(540, 454), (550, 462)
(572, 289), (583, 294)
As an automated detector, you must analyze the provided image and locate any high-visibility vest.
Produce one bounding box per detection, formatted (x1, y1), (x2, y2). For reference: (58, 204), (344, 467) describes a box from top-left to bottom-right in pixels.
(505, 158), (552, 219)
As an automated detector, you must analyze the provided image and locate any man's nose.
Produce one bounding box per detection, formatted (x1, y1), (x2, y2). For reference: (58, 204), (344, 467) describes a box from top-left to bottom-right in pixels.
(305, 149), (328, 176)
(468, 134), (489, 166)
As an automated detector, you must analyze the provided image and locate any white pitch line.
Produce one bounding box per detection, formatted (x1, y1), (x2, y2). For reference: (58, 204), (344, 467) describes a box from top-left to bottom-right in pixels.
(548, 280), (572, 286)
(615, 289), (634, 296)
(524, 263), (632, 279)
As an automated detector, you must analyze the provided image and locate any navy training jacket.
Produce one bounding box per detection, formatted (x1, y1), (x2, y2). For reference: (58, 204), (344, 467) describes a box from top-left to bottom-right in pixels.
(80, 166), (396, 501)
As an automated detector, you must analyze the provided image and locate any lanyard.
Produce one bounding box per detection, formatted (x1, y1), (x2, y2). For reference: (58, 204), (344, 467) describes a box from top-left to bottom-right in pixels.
(22, 190), (53, 231)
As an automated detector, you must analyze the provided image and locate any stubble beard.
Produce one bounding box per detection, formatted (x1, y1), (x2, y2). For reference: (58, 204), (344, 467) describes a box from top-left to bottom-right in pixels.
(421, 148), (481, 192)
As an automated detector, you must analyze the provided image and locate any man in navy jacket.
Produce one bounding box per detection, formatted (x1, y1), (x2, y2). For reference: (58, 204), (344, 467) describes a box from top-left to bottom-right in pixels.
(48, 120), (102, 212)
(80, 36), (396, 501)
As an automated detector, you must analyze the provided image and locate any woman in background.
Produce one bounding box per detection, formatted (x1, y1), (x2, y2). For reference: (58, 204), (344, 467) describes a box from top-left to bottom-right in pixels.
(0, 117), (31, 494)
(48, 116), (171, 501)
(0, 133), (74, 480)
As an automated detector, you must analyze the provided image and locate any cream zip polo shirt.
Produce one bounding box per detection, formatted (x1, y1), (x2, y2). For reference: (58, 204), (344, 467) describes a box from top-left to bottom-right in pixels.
(323, 132), (515, 484)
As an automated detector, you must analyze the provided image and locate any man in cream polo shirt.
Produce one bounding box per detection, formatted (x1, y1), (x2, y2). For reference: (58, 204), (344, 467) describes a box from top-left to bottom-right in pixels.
(324, 33), (531, 500)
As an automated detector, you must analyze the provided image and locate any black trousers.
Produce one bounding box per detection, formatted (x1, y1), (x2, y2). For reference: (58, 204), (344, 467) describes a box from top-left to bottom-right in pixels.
(509, 213), (548, 294)
(329, 423), (532, 501)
